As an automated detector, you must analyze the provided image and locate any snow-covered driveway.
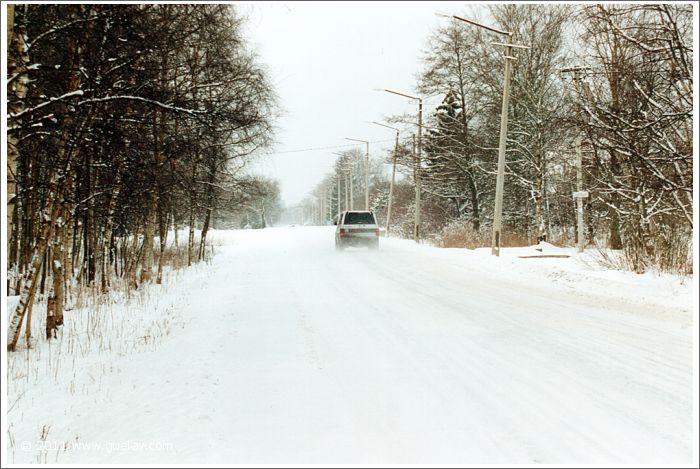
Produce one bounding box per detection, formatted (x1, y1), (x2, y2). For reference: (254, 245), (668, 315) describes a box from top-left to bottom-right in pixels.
(6, 226), (695, 465)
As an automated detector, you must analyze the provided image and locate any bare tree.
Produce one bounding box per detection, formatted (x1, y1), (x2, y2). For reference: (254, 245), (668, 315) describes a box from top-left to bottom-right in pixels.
(6, 4), (278, 351)
(576, 4), (692, 272)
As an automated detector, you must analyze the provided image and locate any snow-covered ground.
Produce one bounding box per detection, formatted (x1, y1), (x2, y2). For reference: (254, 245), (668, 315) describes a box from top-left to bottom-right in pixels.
(4, 226), (696, 465)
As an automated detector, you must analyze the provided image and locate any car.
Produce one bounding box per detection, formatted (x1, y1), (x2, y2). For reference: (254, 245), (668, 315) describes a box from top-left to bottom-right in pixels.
(334, 210), (380, 250)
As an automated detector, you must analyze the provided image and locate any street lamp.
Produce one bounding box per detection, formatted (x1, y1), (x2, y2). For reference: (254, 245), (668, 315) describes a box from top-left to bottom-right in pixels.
(345, 137), (370, 210)
(440, 13), (529, 256)
(381, 89), (423, 243)
(370, 121), (400, 235)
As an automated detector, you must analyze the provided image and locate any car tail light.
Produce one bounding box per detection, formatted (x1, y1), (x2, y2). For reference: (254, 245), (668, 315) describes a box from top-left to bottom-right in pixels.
(375, 228), (380, 236)
(339, 228), (347, 237)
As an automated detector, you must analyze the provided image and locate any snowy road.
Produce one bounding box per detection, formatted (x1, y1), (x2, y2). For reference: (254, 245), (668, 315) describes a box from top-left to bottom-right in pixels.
(7, 227), (695, 465)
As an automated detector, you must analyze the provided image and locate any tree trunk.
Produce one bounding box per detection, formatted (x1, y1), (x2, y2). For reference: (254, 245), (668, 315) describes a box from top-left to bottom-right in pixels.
(156, 208), (169, 284)
(71, 209), (81, 279)
(39, 249), (48, 295)
(100, 165), (123, 293)
(187, 209), (195, 267)
(7, 94), (85, 350)
(7, 10), (89, 351)
(537, 174), (548, 243)
(7, 4), (29, 286)
(63, 215), (73, 309)
(148, 104), (164, 282)
(25, 291), (34, 347)
(9, 158), (23, 295)
(84, 151), (97, 286)
(609, 205), (623, 249)
(20, 152), (38, 278)
(199, 208), (211, 262)
(199, 166), (217, 261)
(466, 171), (480, 231)
(47, 223), (65, 339)
(59, 170), (74, 305)
(173, 211), (179, 248)
(140, 191), (157, 284)
(7, 183), (65, 351)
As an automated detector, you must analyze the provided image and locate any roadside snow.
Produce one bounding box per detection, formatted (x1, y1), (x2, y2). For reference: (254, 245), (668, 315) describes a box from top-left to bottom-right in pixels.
(4, 226), (695, 465)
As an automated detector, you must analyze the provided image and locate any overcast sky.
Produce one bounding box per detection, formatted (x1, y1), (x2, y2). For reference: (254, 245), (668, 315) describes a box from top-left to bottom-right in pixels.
(240, 2), (486, 207)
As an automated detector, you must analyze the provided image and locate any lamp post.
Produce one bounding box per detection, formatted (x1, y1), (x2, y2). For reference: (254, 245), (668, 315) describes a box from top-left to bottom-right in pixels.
(370, 121), (400, 235)
(382, 89), (422, 242)
(442, 13), (528, 256)
(345, 138), (370, 210)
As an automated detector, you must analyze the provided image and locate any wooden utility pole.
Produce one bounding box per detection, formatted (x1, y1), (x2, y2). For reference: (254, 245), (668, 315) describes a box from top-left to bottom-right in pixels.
(491, 33), (514, 256)
(443, 15), (528, 255)
(412, 134), (416, 184)
(387, 130), (399, 234)
(382, 89), (423, 242)
(415, 98), (422, 243)
(370, 122), (400, 235)
(575, 136), (586, 253)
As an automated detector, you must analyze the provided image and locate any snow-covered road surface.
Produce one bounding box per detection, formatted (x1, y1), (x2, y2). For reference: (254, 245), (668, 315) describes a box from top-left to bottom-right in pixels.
(6, 227), (695, 465)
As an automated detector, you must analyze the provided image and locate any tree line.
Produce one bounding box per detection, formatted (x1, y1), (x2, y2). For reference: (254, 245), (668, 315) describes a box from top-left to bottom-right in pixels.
(6, 4), (277, 351)
(303, 4), (692, 274)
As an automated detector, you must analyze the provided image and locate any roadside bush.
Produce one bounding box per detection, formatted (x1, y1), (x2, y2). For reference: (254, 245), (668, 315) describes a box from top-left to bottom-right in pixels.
(436, 221), (490, 249)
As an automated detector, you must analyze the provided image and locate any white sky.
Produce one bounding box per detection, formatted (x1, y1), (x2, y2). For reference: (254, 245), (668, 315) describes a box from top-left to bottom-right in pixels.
(240, 2), (486, 207)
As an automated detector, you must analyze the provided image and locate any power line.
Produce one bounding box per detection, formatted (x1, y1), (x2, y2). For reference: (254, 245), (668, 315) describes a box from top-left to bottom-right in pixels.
(264, 138), (396, 156)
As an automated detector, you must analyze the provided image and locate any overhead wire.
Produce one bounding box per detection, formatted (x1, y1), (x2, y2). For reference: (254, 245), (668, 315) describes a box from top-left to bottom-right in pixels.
(262, 138), (398, 156)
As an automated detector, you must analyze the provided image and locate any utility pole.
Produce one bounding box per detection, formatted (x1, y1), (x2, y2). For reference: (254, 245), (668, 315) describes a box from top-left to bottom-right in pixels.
(575, 136), (586, 253)
(382, 89), (423, 242)
(412, 134), (417, 206)
(370, 122), (400, 235)
(390, 129), (399, 234)
(492, 32), (513, 256)
(345, 138), (370, 210)
(562, 66), (592, 253)
(416, 99), (423, 243)
(442, 14), (528, 256)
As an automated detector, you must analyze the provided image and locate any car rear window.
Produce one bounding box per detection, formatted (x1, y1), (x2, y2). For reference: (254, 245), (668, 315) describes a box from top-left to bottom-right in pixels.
(344, 212), (376, 225)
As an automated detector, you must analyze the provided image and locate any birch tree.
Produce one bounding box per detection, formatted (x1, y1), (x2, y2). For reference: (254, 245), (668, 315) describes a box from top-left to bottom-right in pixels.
(7, 4), (277, 351)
